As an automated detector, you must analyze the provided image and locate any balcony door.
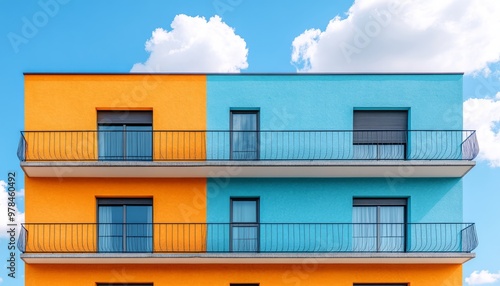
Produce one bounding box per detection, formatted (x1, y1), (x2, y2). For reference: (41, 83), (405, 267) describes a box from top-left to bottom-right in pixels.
(98, 111), (153, 161)
(353, 110), (408, 159)
(98, 198), (152, 253)
(231, 111), (259, 160)
(231, 198), (259, 252)
(353, 198), (406, 252)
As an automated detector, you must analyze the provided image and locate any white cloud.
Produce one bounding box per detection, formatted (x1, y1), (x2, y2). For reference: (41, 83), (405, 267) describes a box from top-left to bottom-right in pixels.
(466, 270), (500, 285)
(0, 181), (25, 238)
(291, 0), (500, 74)
(464, 96), (500, 167)
(131, 14), (248, 73)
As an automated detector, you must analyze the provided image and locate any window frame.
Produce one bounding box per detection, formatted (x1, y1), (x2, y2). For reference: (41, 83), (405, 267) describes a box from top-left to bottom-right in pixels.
(230, 197), (260, 252)
(97, 110), (153, 161)
(353, 198), (408, 252)
(97, 198), (153, 253)
(230, 110), (260, 160)
(353, 110), (408, 160)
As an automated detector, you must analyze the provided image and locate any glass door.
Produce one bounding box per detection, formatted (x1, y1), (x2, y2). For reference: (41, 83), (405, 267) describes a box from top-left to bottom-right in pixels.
(98, 199), (153, 253)
(231, 198), (259, 252)
(231, 111), (259, 160)
(97, 111), (153, 161)
(353, 199), (406, 252)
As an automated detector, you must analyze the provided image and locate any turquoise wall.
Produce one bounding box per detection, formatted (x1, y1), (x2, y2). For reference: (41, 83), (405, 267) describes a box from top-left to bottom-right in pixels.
(206, 178), (464, 252)
(206, 178), (463, 223)
(205, 74), (465, 244)
(206, 74), (463, 131)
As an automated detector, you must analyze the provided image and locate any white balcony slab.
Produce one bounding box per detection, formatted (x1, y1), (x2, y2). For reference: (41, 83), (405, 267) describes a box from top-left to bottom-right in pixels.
(21, 252), (475, 265)
(21, 160), (475, 178)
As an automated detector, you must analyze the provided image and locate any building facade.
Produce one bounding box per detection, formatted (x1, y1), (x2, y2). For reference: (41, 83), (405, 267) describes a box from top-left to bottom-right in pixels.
(19, 73), (479, 285)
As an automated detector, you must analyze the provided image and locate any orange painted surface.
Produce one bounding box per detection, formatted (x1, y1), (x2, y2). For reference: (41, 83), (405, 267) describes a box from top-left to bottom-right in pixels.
(24, 177), (206, 252)
(23, 74), (206, 160)
(24, 74), (206, 130)
(23, 74), (208, 251)
(26, 263), (463, 286)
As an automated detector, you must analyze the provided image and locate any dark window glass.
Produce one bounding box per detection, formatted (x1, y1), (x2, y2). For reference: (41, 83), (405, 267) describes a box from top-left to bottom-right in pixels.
(231, 198), (259, 252)
(98, 111), (153, 161)
(353, 110), (408, 159)
(98, 199), (153, 253)
(353, 199), (407, 252)
(231, 111), (259, 160)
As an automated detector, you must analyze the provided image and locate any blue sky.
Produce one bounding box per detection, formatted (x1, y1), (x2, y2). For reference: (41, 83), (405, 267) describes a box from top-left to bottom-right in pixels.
(1, 0), (499, 285)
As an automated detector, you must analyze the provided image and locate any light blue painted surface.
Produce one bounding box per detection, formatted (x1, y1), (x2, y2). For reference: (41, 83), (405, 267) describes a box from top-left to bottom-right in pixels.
(205, 178), (464, 252)
(206, 178), (462, 223)
(204, 74), (465, 252)
(206, 74), (463, 131)
(205, 74), (465, 222)
(205, 74), (465, 160)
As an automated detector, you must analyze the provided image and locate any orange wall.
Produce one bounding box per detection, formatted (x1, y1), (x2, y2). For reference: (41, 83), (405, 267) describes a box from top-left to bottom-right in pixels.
(24, 74), (206, 130)
(24, 74), (208, 223)
(23, 74), (209, 252)
(25, 177), (206, 223)
(23, 74), (207, 160)
(26, 263), (462, 286)
(24, 178), (206, 252)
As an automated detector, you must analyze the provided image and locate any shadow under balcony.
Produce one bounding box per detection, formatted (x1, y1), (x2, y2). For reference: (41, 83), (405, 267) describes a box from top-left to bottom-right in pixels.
(18, 222), (478, 265)
(18, 130), (479, 178)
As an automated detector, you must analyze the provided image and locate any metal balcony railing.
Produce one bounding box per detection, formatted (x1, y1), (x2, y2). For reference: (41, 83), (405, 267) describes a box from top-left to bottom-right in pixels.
(18, 223), (478, 254)
(17, 130), (479, 162)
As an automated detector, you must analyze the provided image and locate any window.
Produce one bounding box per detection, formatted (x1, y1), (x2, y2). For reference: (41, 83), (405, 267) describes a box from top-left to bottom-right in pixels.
(98, 198), (153, 253)
(353, 110), (408, 159)
(353, 198), (406, 252)
(98, 111), (153, 161)
(231, 110), (259, 160)
(231, 198), (259, 252)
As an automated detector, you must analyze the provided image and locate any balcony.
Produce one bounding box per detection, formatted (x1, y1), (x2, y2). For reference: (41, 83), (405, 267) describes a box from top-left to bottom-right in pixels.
(18, 222), (477, 264)
(18, 130), (479, 178)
